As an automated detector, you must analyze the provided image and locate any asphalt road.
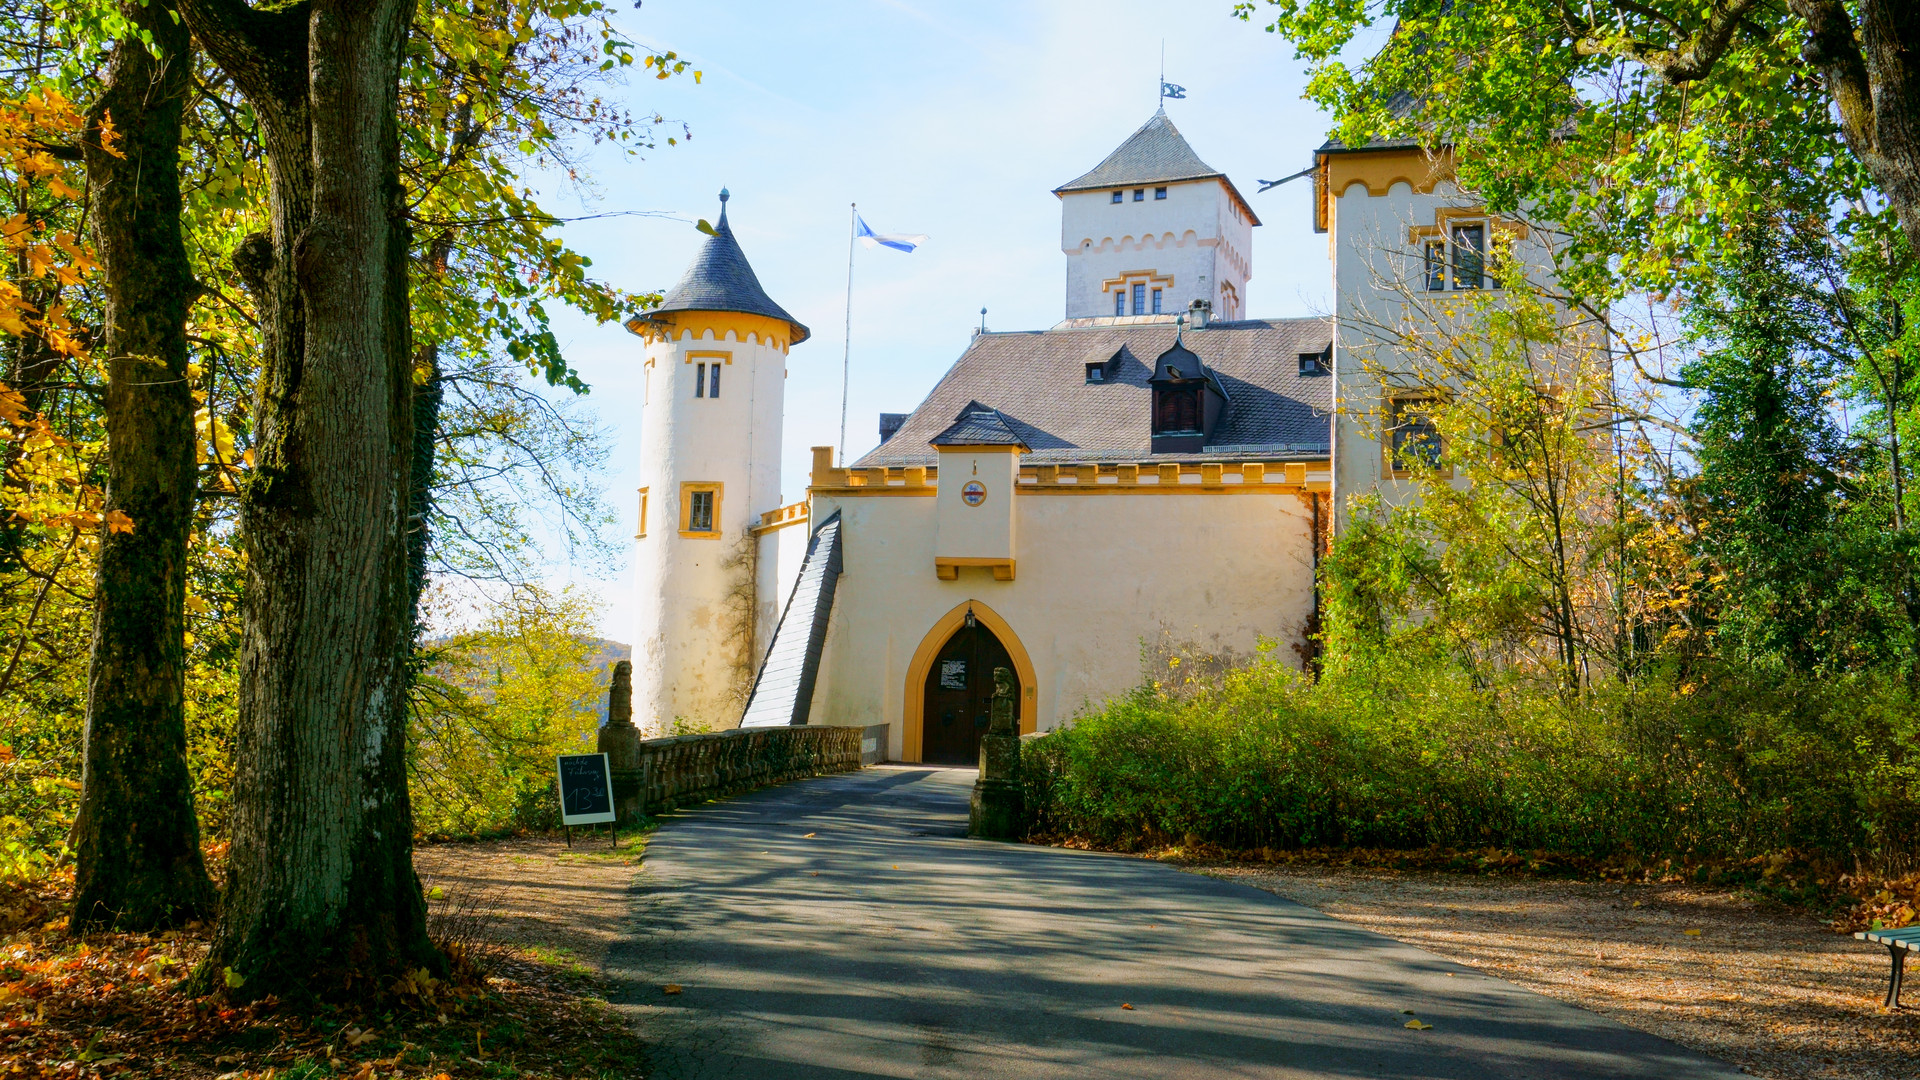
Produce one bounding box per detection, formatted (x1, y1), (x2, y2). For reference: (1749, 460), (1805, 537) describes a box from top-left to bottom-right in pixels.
(610, 765), (1746, 1079)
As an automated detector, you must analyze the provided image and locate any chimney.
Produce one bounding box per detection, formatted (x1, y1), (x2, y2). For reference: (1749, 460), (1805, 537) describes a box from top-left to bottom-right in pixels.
(878, 412), (908, 443)
(1187, 298), (1212, 331)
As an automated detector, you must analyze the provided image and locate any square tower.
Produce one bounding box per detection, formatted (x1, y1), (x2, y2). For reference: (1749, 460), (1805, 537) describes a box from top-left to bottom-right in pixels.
(1055, 109), (1258, 323)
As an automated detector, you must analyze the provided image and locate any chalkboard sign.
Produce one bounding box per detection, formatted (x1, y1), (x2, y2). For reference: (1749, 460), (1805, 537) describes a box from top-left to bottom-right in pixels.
(555, 753), (616, 826)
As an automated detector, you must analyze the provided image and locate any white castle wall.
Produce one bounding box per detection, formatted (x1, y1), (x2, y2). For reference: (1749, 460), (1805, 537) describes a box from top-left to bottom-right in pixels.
(631, 321), (788, 734)
(1060, 179), (1254, 321)
(807, 484), (1319, 761)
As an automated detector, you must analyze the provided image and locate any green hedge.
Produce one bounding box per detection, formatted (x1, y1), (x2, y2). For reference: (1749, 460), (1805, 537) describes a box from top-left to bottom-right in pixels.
(1020, 653), (1920, 867)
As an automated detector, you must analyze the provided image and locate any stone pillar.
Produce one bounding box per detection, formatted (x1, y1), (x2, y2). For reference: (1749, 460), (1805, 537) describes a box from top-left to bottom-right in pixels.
(969, 666), (1023, 840)
(598, 660), (645, 822)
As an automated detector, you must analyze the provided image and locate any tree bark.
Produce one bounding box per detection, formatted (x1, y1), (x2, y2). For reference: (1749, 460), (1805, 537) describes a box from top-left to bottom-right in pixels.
(177, 0), (439, 998)
(69, 1), (218, 933)
(1788, 0), (1920, 249)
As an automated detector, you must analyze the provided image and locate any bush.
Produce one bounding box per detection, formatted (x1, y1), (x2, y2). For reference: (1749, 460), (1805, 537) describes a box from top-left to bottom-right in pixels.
(1021, 645), (1920, 869)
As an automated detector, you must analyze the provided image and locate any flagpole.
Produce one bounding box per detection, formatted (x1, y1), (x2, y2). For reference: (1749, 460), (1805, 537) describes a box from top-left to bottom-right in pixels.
(840, 202), (855, 468)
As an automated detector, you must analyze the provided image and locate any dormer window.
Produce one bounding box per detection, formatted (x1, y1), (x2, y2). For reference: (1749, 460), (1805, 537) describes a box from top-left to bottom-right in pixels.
(1085, 362), (1107, 383)
(1154, 385), (1199, 432)
(1298, 345), (1330, 376)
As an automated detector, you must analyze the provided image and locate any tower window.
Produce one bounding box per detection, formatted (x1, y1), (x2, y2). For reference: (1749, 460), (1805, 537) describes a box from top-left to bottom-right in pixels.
(1154, 187), (1168, 200)
(637, 488), (649, 538)
(1115, 290), (1125, 317)
(1451, 224), (1486, 290)
(708, 363), (721, 397)
(1112, 190), (1124, 203)
(695, 362), (706, 398)
(680, 483), (723, 537)
(1151, 288), (1163, 314)
(1389, 397), (1441, 472)
(1133, 188), (1145, 201)
(1132, 282), (1147, 315)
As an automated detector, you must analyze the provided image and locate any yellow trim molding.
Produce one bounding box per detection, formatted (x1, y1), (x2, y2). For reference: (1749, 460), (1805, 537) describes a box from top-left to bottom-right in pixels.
(686, 349), (733, 364)
(935, 557), (1015, 581)
(678, 481), (724, 539)
(753, 499), (810, 536)
(625, 310), (796, 352)
(902, 600), (1038, 763)
(1314, 147), (1456, 232)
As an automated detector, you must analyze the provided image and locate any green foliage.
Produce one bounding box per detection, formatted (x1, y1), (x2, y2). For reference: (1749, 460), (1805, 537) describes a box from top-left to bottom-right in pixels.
(1023, 645), (1920, 866)
(408, 587), (608, 837)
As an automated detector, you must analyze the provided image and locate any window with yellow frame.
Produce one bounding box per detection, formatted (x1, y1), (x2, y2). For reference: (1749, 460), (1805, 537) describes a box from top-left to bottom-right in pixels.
(679, 482), (723, 538)
(636, 487), (648, 539)
(1387, 395), (1442, 475)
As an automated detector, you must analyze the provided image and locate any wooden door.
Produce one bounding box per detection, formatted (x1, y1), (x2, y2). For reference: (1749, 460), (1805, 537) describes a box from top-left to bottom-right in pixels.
(921, 622), (1019, 766)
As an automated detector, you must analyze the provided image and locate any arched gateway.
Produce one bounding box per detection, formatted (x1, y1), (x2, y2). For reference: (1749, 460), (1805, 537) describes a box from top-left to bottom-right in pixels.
(903, 600), (1036, 763)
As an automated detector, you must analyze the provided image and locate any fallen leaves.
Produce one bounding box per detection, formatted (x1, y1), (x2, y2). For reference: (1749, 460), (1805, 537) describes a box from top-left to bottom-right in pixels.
(802, 833), (817, 839)
(1120, 1003), (1134, 1010)
(1405, 1019), (1433, 1030)
(663, 984), (683, 995)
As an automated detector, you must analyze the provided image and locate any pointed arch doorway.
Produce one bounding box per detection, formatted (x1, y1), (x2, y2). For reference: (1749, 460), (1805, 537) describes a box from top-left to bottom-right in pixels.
(903, 600), (1037, 764)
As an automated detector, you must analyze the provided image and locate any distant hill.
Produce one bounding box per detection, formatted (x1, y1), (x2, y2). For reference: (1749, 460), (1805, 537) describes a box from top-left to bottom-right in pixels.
(586, 639), (632, 724)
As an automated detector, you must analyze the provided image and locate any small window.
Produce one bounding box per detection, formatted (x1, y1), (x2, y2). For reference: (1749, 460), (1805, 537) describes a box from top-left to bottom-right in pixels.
(708, 362), (721, 398)
(680, 482), (722, 537)
(695, 362), (706, 398)
(1154, 186), (1168, 200)
(1389, 397), (1441, 471)
(1298, 347), (1329, 376)
(1424, 240), (1448, 291)
(1114, 290), (1125, 317)
(1112, 190), (1124, 203)
(1151, 288), (1163, 314)
(1132, 282), (1147, 315)
(1133, 188), (1145, 202)
(1451, 224), (1485, 290)
(1085, 362), (1107, 383)
(637, 488), (649, 538)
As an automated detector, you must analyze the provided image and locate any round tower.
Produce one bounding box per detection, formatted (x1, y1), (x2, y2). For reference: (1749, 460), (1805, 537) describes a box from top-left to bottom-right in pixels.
(625, 190), (809, 735)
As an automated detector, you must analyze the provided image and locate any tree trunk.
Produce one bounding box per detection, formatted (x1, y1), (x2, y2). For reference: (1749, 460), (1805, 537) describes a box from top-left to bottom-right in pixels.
(178, 0), (439, 998)
(68, 1), (217, 933)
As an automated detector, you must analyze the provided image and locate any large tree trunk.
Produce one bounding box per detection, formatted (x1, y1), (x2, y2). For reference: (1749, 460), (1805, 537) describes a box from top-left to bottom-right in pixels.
(178, 0), (439, 998)
(1791, 0), (1920, 249)
(69, 1), (217, 933)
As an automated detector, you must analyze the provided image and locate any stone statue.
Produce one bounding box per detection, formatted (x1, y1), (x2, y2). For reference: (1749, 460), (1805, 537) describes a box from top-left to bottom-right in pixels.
(969, 666), (1023, 839)
(598, 659), (644, 821)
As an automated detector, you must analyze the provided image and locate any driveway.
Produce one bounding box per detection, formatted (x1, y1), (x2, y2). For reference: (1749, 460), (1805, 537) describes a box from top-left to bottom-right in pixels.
(611, 765), (1746, 1079)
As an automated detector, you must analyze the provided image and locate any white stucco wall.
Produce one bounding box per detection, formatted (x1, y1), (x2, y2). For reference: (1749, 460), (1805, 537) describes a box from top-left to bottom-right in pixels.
(806, 485), (1317, 761)
(630, 321), (788, 734)
(933, 448), (1016, 561)
(1060, 179), (1254, 321)
(1327, 170), (1559, 532)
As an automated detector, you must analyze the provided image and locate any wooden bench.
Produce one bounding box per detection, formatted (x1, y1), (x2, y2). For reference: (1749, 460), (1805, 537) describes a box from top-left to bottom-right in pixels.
(1854, 926), (1920, 1008)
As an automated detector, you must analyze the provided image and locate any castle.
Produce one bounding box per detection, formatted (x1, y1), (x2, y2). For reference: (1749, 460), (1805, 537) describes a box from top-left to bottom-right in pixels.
(622, 108), (1531, 763)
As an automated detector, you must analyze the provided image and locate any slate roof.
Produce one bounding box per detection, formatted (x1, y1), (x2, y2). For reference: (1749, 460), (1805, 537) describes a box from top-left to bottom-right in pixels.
(644, 192), (811, 344)
(930, 401), (1029, 448)
(853, 319), (1334, 468)
(1054, 109), (1260, 226)
(739, 511), (843, 728)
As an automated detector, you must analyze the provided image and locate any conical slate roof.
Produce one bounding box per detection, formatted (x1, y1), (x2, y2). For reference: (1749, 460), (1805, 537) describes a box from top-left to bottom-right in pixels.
(1054, 109), (1259, 225)
(647, 191), (810, 343)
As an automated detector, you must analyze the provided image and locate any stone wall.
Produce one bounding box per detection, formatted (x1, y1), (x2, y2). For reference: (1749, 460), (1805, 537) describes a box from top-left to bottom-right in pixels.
(609, 724), (867, 820)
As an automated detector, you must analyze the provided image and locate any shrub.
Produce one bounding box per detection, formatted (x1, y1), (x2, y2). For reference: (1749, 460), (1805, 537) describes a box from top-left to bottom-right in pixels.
(1021, 645), (1920, 869)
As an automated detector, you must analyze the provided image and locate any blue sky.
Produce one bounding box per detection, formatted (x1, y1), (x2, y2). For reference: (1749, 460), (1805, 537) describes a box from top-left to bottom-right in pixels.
(533, 0), (1343, 631)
